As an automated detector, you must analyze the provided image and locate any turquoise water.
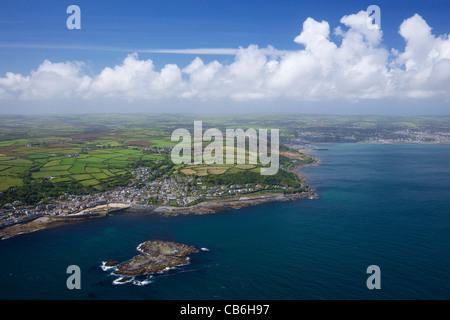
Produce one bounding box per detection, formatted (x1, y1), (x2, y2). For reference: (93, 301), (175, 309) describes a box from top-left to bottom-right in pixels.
(0, 144), (449, 299)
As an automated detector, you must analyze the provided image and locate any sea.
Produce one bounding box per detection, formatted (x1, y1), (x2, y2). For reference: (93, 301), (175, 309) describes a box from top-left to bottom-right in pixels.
(0, 144), (449, 300)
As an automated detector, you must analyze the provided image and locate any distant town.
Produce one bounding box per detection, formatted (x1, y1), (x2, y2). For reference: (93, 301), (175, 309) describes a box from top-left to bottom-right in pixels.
(290, 130), (450, 144)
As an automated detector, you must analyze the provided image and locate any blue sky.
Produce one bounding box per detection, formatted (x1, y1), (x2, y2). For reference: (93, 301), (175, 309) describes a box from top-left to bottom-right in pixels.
(0, 0), (449, 114)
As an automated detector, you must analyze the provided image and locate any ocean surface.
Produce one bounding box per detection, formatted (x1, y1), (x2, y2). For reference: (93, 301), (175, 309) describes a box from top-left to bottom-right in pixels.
(0, 144), (449, 300)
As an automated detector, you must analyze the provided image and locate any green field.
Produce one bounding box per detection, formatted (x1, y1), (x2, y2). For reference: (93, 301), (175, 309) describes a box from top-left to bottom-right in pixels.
(41, 165), (72, 171)
(80, 179), (100, 187)
(72, 174), (93, 181)
(32, 170), (72, 178)
(85, 167), (102, 173)
(69, 163), (86, 174)
(43, 159), (61, 167)
(0, 176), (23, 191)
(60, 158), (76, 165)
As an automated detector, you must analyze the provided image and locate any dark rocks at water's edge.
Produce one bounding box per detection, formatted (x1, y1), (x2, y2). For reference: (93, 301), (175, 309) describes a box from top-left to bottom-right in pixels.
(116, 276), (133, 283)
(104, 260), (119, 267)
(108, 240), (199, 277)
(151, 191), (318, 216)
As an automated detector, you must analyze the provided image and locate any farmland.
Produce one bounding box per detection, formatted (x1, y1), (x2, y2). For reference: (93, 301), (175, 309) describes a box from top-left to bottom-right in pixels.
(0, 114), (271, 194)
(0, 146), (165, 192)
(1, 113), (448, 205)
(0, 117), (171, 196)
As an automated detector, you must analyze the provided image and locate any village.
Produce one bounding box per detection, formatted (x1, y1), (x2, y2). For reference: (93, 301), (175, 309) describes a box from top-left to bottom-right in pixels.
(0, 166), (290, 229)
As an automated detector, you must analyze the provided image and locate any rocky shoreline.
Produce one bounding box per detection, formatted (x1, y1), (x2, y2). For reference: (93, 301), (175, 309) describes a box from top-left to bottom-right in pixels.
(150, 190), (317, 215)
(0, 156), (320, 240)
(0, 189), (317, 240)
(289, 157), (322, 185)
(0, 203), (130, 240)
(109, 240), (198, 277)
(100, 240), (199, 285)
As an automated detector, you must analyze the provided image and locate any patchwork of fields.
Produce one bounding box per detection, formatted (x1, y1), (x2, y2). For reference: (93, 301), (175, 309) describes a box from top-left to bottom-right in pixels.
(179, 164), (257, 176)
(0, 113), (309, 193)
(0, 146), (165, 191)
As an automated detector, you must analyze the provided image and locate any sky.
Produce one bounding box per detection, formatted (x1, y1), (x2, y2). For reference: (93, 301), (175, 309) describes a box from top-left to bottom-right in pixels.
(0, 0), (449, 115)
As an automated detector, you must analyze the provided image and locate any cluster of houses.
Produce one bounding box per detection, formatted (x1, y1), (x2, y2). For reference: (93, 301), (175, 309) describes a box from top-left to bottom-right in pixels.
(129, 167), (272, 206)
(0, 165), (282, 229)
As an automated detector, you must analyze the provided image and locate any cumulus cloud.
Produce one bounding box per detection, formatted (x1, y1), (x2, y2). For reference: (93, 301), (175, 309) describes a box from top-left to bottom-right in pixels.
(88, 53), (185, 100)
(0, 60), (89, 99)
(392, 14), (450, 98)
(0, 10), (449, 103)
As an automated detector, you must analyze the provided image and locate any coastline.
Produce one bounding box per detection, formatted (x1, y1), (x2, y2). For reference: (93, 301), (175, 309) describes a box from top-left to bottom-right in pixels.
(0, 158), (320, 240)
(150, 190), (317, 215)
(0, 202), (131, 240)
(288, 156), (322, 185)
(0, 190), (317, 240)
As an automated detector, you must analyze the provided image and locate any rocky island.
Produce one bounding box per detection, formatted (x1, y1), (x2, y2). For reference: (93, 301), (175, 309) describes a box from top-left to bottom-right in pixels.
(106, 240), (198, 280)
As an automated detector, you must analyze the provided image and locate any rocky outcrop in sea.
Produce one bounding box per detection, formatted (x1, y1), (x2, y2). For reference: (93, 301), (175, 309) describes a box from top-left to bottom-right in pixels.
(105, 240), (198, 279)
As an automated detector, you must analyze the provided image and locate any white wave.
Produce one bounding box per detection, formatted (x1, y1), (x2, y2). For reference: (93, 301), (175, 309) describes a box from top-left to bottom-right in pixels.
(133, 278), (153, 286)
(159, 257), (193, 274)
(113, 276), (135, 285)
(160, 266), (173, 273)
(136, 242), (146, 253)
(100, 261), (117, 271)
(158, 263), (184, 274)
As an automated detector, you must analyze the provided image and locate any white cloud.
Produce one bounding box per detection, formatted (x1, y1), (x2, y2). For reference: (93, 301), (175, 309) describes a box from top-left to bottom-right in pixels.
(0, 60), (88, 100)
(87, 53), (185, 100)
(0, 11), (449, 104)
(390, 14), (450, 98)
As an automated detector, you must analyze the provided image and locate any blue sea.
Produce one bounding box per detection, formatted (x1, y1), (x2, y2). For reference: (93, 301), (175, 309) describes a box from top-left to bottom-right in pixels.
(0, 144), (449, 300)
